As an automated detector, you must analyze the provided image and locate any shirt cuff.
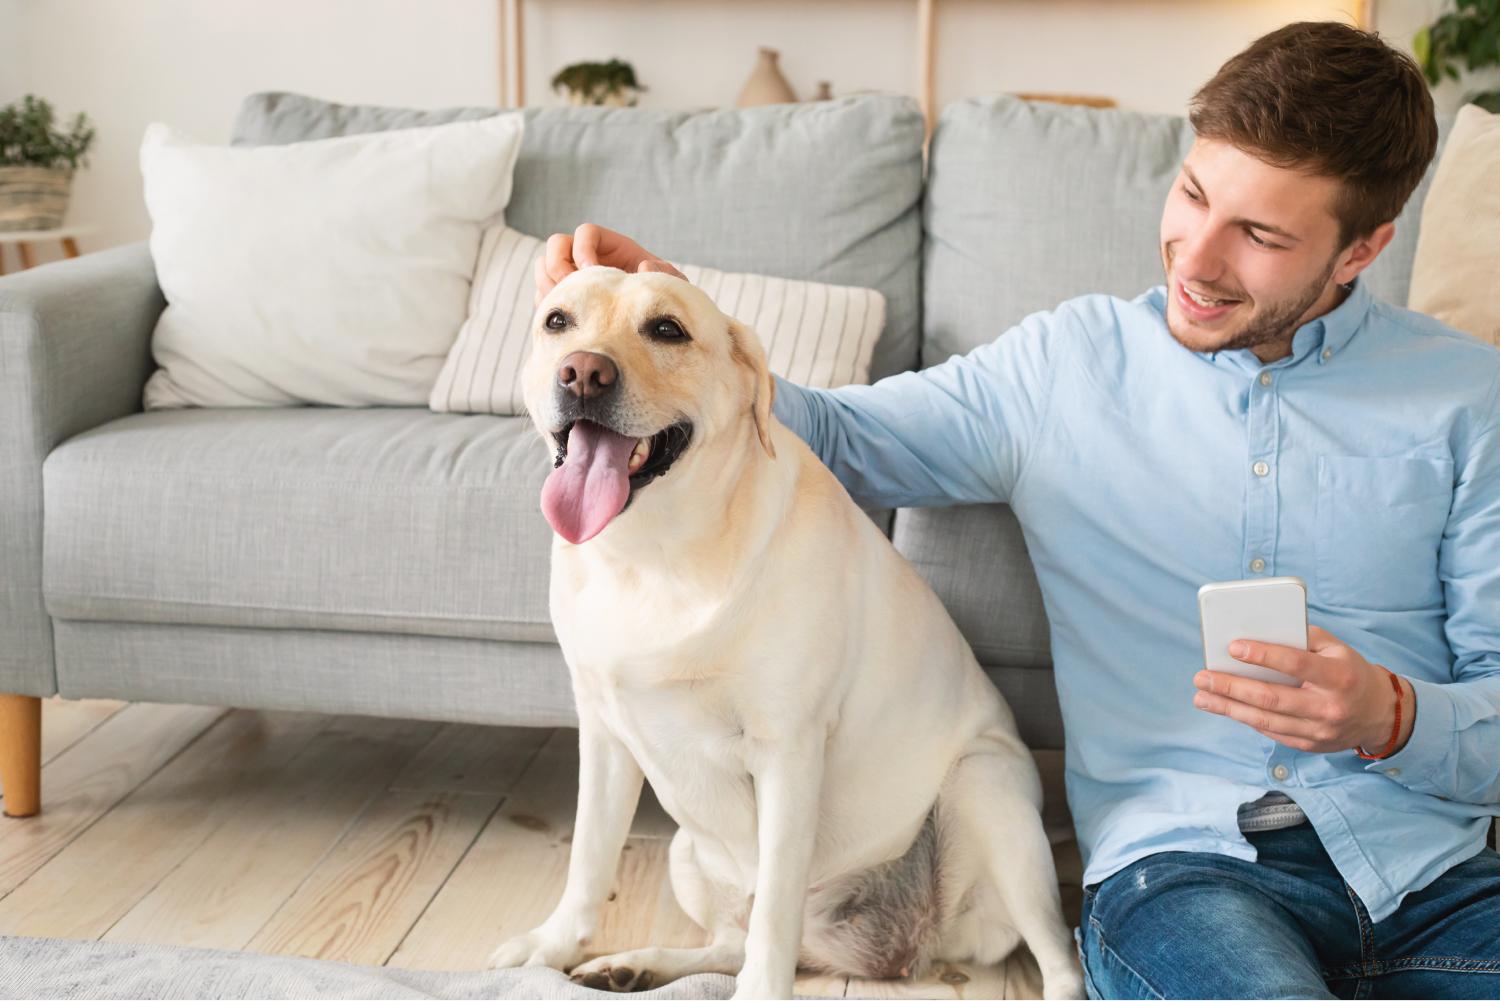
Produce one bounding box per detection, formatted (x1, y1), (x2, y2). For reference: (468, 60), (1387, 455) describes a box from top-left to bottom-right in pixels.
(1363, 675), (1451, 787)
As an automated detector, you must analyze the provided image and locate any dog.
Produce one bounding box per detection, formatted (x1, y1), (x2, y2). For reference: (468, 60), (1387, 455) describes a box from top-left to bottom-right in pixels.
(485, 265), (1085, 1000)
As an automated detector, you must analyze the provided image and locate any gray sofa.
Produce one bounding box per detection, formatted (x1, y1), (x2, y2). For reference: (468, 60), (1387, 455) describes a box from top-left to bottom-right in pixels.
(0, 91), (1456, 913)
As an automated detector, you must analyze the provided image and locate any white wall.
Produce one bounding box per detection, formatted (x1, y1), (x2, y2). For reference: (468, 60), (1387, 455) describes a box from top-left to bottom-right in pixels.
(0, 0), (1480, 268)
(0, 0), (28, 101)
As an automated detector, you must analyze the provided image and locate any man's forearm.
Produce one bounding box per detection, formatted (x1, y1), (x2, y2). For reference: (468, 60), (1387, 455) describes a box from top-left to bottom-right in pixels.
(770, 373), (814, 453)
(764, 307), (1075, 511)
(765, 369), (1014, 510)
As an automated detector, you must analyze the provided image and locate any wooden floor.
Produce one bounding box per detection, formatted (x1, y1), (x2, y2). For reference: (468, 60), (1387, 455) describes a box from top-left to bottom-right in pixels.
(0, 696), (1076, 999)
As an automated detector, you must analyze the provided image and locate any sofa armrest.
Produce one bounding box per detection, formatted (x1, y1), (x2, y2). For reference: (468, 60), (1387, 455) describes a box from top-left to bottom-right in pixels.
(0, 242), (163, 695)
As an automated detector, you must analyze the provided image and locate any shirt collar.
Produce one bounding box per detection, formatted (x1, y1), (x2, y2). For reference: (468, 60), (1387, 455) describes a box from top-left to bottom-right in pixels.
(1316, 276), (1372, 360)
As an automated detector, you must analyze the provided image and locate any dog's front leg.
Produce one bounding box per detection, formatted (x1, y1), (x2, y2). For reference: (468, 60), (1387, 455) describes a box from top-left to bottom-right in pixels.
(733, 733), (825, 1001)
(487, 700), (645, 973)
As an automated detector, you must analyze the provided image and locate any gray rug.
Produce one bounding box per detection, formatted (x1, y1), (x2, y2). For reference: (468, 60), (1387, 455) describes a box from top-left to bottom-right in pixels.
(0, 935), (848, 999)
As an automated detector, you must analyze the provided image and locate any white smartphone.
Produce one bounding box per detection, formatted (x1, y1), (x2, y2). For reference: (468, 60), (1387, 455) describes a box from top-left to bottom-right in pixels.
(1197, 576), (1308, 687)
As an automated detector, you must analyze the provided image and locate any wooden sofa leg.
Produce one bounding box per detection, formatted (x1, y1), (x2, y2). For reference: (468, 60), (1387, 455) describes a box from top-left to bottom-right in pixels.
(0, 694), (41, 817)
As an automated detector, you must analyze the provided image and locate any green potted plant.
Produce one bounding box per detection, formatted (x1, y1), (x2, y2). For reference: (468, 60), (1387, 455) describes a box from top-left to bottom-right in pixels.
(1413, 0), (1500, 113)
(0, 94), (95, 233)
(551, 59), (646, 107)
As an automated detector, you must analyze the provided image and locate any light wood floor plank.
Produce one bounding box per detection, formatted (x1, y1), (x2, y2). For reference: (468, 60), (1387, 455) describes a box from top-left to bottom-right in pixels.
(1004, 945), (1046, 999)
(591, 835), (673, 953)
(0, 708), (328, 938)
(388, 721), (551, 797)
(0, 702), (229, 897)
(248, 788), (502, 964)
(241, 719), (552, 965)
(386, 727), (582, 970)
(643, 837), (707, 949)
(101, 714), (441, 950)
(38, 695), (128, 764)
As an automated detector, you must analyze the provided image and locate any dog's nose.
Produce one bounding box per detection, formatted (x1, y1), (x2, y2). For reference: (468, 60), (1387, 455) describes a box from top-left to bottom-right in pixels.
(557, 351), (619, 399)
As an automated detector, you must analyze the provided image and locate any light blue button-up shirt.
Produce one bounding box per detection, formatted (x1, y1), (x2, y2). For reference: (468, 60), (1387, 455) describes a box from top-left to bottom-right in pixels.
(770, 278), (1500, 923)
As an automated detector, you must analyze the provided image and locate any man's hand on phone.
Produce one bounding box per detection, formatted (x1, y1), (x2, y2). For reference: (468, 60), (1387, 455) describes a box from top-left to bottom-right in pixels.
(533, 223), (688, 307)
(1191, 624), (1416, 756)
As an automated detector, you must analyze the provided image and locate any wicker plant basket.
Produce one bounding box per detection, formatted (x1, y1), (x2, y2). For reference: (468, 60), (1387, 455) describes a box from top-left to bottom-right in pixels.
(0, 165), (73, 232)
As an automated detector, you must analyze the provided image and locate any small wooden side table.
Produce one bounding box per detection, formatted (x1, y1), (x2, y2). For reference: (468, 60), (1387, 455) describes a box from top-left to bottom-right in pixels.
(0, 224), (97, 274)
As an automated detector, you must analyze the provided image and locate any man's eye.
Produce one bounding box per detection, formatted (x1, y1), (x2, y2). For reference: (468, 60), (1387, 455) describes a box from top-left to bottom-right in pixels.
(1182, 185), (1202, 202)
(545, 310), (568, 331)
(1246, 230), (1280, 249)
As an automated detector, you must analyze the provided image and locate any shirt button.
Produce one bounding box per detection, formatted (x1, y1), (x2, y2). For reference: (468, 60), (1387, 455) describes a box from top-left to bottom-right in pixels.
(1253, 461), (1270, 477)
(1385, 767), (1401, 777)
(1321, 347), (1332, 361)
(1259, 372), (1272, 386)
(1272, 764), (1290, 781)
(1250, 557), (1267, 573)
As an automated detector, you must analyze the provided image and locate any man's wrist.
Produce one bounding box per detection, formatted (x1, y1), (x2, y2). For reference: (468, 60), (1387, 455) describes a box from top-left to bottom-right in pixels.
(1391, 675), (1416, 754)
(1359, 672), (1415, 756)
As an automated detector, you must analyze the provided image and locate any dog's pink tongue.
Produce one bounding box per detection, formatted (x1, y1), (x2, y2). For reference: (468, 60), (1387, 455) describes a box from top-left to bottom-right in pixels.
(541, 420), (637, 544)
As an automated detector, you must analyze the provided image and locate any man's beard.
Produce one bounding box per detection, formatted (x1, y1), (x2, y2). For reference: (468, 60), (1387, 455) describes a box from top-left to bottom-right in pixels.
(1166, 253), (1338, 355)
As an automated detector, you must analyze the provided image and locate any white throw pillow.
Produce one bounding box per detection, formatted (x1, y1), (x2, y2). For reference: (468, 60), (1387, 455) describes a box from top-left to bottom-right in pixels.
(1408, 103), (1500, 346)
(430, 225), (887, 414)
(140, 112), (526, 409)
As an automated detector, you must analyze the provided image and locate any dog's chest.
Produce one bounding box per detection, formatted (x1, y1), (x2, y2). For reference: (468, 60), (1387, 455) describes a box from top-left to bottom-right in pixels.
(592, 677), (760, 832)
(553, 582), (744, 687)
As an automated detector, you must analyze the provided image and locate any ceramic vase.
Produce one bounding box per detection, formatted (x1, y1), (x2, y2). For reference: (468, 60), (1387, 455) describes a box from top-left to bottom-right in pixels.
(736, 47), (797, 106)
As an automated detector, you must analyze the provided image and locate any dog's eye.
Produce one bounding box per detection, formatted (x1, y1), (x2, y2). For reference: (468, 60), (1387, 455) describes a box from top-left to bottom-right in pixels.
(651, 318), (688, 341)
(544, 310), (569, 332)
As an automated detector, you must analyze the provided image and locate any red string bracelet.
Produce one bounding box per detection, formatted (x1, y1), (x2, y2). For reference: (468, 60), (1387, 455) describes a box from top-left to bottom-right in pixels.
(1356, 666), (1404, 760)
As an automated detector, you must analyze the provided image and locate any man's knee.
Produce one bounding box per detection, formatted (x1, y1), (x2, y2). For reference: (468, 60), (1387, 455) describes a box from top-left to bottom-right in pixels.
(1081, 852), (1332, 999)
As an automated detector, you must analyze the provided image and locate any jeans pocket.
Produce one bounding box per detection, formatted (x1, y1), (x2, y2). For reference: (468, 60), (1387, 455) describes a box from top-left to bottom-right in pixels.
(1315, 454), (1453, 610)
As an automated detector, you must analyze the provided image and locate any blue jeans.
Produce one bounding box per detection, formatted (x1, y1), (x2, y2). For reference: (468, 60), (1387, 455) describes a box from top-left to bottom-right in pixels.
(1075, 822), (1500, 999)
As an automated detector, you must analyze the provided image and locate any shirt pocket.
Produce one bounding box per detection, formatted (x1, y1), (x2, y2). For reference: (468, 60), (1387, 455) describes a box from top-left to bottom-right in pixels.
(1314, 454), (1454, 611)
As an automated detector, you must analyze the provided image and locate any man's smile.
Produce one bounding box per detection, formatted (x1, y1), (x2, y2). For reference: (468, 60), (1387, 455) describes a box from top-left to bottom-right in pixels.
(1174, 277), (1242, 324)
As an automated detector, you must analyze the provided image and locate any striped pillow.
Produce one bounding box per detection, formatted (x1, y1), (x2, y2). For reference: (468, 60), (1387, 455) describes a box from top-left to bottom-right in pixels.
(429, 226), (887, 415)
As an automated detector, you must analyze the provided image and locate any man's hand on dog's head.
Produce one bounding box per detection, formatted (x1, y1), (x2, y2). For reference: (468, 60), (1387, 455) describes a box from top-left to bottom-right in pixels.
(534, 224), (688, 307)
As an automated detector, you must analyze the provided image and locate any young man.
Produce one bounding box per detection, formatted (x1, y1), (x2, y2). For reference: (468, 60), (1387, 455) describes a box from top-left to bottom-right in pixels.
(534, 21), (1500, 998)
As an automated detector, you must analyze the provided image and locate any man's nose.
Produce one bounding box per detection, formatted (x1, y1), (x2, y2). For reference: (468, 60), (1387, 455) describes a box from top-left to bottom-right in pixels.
(557, 351), (619, 399)
(1172, 227), (1229, 282)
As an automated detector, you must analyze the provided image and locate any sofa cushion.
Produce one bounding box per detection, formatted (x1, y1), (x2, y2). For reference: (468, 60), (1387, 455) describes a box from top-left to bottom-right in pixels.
(230, 90), (925, 383)
(1408, 103), (1500, 346)
(921, 95), (1450, 365)
(43, 408), (560, 643)
(892, 502), (1051, 667)
(140, 113), (525, 410)
(429, 225), (888, 415)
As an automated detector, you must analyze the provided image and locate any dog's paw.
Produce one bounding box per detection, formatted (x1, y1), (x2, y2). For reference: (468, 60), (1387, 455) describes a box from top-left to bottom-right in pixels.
(568, 955), (658, 992)
(485, 924), (588, 972)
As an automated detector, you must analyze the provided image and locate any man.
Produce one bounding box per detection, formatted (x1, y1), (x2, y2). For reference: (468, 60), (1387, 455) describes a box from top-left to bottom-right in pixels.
(533, 21), (1500, 999)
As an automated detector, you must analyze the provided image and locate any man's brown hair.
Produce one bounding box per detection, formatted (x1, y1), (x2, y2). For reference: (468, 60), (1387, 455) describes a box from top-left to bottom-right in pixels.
(1188, 20), (1438, 249)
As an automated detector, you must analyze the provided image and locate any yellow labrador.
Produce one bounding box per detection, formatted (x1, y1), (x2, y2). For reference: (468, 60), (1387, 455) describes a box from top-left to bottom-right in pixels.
(486, 266), (1083, 1000)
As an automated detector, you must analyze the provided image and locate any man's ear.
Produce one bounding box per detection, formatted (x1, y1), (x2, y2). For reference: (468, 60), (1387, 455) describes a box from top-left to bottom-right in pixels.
(727, 318), (776, 460)
(1333, 220), (1396, 286)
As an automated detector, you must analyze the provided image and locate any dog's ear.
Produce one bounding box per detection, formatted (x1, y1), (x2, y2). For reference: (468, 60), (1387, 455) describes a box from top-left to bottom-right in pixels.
(727, 318), (776, 460)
